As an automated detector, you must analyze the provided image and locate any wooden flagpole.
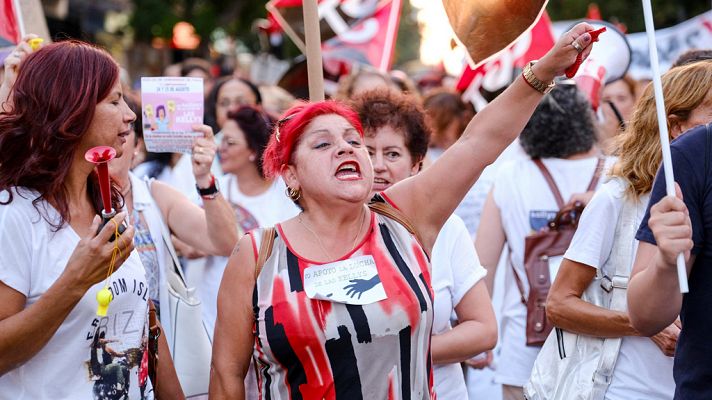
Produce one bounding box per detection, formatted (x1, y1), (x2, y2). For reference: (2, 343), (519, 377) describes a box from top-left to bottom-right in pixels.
(641, 0), (689, 293)
(302, 0), (325, 101)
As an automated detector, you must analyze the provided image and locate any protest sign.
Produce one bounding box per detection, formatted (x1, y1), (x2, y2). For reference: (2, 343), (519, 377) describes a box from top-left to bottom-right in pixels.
(626, 9), (712, 80)
(140, 77), (204, 154)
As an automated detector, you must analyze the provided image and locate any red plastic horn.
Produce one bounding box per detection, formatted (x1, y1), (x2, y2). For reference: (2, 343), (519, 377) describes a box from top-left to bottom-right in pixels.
(565, 27), (607, 78)
(84, 146), (117, 216)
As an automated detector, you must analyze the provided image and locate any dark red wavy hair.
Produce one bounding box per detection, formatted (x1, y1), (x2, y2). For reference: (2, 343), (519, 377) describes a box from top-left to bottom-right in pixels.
(0, 40), (122, 229)
(262, 100), (364, 178)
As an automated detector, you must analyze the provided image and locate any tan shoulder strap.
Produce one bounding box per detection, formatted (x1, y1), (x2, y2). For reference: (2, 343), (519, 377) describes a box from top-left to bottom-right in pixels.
(255, 227), (276, 278)
(368, 201), (416, 234)
(368, 200), (429, 250)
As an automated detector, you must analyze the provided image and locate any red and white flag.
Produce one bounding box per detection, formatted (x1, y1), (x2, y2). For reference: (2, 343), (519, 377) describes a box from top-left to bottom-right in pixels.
(457, 12), (555, 111)
(1, 0), (21, 47)
(266, 0), (402, 71)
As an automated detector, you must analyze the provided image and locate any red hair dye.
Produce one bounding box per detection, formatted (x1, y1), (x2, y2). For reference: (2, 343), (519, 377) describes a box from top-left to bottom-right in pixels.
(0, 40), (122, 229)
(262, 100), (364, 178)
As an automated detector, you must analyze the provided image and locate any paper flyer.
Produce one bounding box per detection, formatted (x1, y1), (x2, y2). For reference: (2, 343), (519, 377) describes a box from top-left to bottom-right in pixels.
(303, 255), (388, 305)
(140, 77), (204, 153)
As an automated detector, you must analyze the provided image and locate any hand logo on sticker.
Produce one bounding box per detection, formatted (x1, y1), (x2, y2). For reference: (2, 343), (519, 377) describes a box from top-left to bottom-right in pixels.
(344, 275), (381, 300)
(304, 255), (388, 305)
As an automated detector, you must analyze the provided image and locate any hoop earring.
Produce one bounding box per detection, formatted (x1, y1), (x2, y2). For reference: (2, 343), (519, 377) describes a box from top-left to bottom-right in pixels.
(285, 186), (301, 201)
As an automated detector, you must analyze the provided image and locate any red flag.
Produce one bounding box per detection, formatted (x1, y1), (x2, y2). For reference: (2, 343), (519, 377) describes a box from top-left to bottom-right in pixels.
(457, 12), (555, 110)
(266, 0), (402, 71)
(586, 4), (602, 21)
(322, 0), (401, 71)
(1, 0), (21, 47)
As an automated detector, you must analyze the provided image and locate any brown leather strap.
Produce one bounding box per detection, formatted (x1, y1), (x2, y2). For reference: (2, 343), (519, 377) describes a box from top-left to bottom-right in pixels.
(535, 157), (606, 210)
(255, 227), (276, 278)
(533, 158), (565, 209)
(508, 248), (527, 305)
(368, 201), (426, 248)
(586, 157), (605, 192)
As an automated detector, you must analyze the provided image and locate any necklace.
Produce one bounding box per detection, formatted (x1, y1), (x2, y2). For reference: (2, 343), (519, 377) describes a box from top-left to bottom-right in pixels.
(298, 206), (367, 261)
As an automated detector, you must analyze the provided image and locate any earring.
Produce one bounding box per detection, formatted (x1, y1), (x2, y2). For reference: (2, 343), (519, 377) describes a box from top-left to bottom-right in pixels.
(249, 154), (256, 162)
(285, 186), (301, 201)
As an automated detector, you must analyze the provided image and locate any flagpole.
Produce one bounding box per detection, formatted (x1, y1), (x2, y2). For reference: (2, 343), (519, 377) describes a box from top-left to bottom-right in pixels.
(13, 0), (26, 38)
(379, 0), (402, 72)
(302, 0), (325, 101)
(641, 0), (689, 293)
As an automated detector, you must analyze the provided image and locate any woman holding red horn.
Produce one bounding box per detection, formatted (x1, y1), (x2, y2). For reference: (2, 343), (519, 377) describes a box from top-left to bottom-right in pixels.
(0, 40), (182, 399)
(210, 22), (598, 399)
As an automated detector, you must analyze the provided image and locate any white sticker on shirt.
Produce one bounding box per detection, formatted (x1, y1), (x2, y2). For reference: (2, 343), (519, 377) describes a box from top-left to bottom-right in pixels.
(303, 255), (387, 305)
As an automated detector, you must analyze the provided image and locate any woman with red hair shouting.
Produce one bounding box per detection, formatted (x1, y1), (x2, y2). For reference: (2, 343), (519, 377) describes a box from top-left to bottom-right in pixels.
(210, 23), (598, 400)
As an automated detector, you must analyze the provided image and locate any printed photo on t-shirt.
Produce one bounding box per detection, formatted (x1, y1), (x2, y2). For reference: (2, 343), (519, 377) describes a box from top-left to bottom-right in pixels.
(230, 202), (260, 232)
(84, 277), (152, 399)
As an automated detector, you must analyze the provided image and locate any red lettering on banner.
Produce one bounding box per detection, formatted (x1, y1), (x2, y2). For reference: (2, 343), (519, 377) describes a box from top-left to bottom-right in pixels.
(267, 0), (402, 71)
(458, 12), (555, 111)
(703, 19), (712, 33)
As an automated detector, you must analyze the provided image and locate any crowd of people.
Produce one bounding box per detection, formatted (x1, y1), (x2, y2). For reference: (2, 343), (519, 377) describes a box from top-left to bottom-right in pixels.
(1, 21), (711, 400)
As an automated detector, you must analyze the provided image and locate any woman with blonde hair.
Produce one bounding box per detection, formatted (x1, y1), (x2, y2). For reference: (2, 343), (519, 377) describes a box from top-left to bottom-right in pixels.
(527, 60), (712, 400)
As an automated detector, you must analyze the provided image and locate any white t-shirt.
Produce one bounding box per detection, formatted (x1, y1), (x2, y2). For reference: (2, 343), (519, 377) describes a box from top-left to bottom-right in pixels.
(492, 156), (613, 387)
(199, 174), (300, 335)
(0, 188), (152, 399)
(133, 153), (223, 205)
(454, 140), (527, 238)
(563, 178), (675, 400)
(219, 174), (300, 232)
(431, 215), (487, 400)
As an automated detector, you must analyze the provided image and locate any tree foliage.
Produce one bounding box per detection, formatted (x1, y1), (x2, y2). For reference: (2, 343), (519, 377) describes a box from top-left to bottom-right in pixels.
(130, 0), (269, 43)
(128, 0), (709, 56)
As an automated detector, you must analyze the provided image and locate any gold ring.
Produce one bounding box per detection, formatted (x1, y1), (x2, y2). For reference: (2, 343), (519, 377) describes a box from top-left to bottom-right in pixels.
(571, 40), (584, 53)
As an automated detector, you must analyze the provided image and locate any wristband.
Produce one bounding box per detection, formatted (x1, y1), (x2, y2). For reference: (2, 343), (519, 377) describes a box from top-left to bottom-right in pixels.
(196, 174), (219, 199)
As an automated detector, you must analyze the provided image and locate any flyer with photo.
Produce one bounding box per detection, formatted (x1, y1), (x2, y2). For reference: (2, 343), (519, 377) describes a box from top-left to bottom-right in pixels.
(140, 77), (204, 153)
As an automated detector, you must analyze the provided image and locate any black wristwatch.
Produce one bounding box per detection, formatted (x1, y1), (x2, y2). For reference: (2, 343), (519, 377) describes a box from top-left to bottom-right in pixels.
(196, 174), (219, 200)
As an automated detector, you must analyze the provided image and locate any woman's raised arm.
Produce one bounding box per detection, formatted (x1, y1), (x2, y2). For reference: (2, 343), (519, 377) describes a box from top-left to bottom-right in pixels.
(385, 22), (595, 251)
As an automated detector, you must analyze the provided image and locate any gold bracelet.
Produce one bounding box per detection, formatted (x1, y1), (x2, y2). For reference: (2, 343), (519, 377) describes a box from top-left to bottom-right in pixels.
(522, 61), (555, 94)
